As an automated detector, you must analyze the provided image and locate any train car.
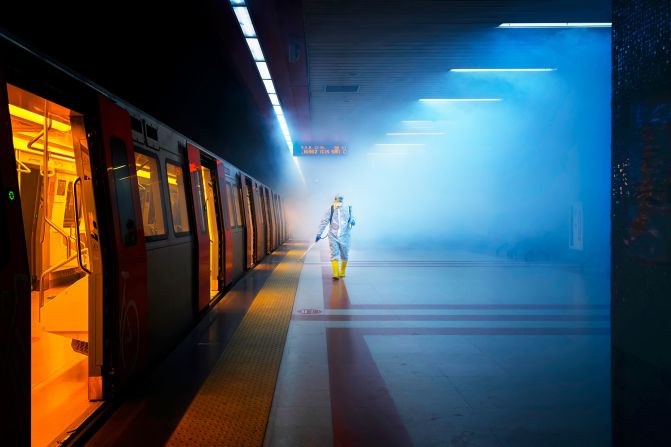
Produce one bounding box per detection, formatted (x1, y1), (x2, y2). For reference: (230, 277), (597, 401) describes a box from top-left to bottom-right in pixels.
(0, 32), (287, 446)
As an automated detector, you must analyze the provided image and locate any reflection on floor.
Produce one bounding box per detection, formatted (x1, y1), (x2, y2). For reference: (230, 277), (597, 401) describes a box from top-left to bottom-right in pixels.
(31, 292), (99, 447)
(265, 246), (611, 446)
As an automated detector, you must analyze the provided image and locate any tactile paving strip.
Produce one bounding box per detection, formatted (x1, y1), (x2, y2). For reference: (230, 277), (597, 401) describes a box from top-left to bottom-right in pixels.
(167, 243), (306, 446)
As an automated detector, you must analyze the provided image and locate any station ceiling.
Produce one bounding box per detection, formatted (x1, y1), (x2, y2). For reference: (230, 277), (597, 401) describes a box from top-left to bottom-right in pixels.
(301, 0), (610, 144)
(0, 0), (612, 169)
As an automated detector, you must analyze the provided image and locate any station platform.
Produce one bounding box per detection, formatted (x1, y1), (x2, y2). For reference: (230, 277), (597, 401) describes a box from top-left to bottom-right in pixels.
(86, 241), (611, 447)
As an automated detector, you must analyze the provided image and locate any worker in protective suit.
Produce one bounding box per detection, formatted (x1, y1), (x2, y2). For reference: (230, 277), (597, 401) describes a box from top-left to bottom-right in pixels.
(316, 194), (355, 279)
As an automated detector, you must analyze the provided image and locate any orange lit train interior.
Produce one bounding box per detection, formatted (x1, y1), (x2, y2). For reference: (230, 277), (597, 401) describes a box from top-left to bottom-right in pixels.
(202, 166), (221, 299)
(8, 84), (102, 446)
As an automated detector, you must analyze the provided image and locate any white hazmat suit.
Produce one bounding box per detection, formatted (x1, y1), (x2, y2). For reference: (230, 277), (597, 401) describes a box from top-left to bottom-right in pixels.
(316, 196), (355, 278)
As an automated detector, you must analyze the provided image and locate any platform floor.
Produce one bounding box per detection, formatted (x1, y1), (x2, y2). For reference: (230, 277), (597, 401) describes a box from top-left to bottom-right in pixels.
(264, 244), (610, 447)
(86, 242), (610, 447)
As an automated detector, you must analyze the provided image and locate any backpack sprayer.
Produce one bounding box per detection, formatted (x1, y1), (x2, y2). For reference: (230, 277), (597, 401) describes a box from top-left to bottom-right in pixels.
(296, 204), (353, 262)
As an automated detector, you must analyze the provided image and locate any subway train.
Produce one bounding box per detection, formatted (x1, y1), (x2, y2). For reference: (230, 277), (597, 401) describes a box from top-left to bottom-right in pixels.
(0, 31), (288, 444)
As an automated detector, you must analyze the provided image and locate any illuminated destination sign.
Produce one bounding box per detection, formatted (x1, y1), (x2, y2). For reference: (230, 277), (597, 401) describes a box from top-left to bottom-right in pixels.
(293, 143), (348, 156)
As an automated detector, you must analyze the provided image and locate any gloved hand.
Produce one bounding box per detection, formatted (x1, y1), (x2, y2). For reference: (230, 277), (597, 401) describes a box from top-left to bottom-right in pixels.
(315, 234), (321, 242)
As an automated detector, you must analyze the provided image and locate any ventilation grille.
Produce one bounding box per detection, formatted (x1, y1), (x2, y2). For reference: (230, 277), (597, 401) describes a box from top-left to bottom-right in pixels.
(325, 85), (359, 93)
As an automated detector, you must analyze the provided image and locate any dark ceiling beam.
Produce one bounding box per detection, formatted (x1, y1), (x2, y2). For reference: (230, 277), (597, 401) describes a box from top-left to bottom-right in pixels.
(217, 2), (275, 124)
(235, 0), (311, 142)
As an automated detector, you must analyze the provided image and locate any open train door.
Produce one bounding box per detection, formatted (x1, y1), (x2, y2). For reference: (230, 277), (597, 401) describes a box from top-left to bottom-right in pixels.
(241, 174), (255, 268)
(186, 143), (210, 313)
(216, 161), (233, 288)
(98, 97), (148, 391)
(252, 181), (266, 259)
(0, 67), (31, 446)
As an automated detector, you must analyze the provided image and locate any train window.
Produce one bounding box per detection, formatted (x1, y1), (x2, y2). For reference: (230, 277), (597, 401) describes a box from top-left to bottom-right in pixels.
(165, 161), (191, 236)
(110, 137), (138, 246)
(131, 117), (143, 133)
(225, 182), (236, 228)
(133, 151), (166, 239)
(145, 124), (158, 141)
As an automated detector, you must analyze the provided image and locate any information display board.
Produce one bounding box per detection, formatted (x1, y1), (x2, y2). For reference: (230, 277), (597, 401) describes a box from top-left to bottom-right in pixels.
(293, 143), (348, 156)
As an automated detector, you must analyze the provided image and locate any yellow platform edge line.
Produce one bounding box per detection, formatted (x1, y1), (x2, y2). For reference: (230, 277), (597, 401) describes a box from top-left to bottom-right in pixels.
(167, 243), (307, 446)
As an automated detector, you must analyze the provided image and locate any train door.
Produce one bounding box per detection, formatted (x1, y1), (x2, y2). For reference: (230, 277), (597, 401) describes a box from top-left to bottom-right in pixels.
(0, 70), (31, 445)
(242, 176), (255, 268)
(259, 186), (270, 254)
(267, 189), (277, 251)
(225, 173), (245, 280)
(276, 194), (283, 243)
(273, 194), (282, 247)
(5, 84), (105, 445)
(252, 182), (266, 260)
(186, 144), (209, 312)
(275, 194), (282, 244)
(264, 188), (273, 252)
(216, 161), (232, 288)
(98, 97), (148, 393)
(280, 196), (287, 241)
(201, 160), (223, 300)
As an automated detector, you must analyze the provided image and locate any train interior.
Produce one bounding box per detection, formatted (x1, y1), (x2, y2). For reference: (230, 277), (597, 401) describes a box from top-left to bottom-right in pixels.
(202, 164), (222, 299)
(7, 84), (102, 445)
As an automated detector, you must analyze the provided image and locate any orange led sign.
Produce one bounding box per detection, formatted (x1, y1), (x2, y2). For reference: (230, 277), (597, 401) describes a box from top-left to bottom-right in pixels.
(293, 143), (348, 156)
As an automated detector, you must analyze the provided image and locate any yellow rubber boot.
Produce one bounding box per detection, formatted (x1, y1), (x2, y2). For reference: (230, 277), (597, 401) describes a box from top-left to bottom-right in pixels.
(339, 261), (348, 278)
(331, 260), (340, 279)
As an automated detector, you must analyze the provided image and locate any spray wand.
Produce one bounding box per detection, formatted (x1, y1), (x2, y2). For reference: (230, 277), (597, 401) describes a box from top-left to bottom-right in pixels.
(297, 232), (328, 262)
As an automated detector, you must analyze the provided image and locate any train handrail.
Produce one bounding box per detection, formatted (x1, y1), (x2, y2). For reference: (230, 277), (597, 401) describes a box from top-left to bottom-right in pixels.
(73, 177), (91, 275)
(74, 177), (91, 274)
(38, 253), (78, 316)
(43, 216), (75, 257)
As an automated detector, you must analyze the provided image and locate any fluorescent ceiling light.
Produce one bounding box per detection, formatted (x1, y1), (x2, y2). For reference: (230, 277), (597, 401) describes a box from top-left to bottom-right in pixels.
(8, 104), (71, 132)
(230, 2), (298, 162)
(386, 132), (444, 136)
(375, 143), (424, 147)
(277, 115), (288, 127)
(245, 38), (264, 61)
(368, 152), (409, 157)
(233, 7), (256, 37)
(256, 61), (271, 79)
(263, 79), (276, 94)
(420, 98), (501, 102)
(498, 22), (611, 28)
(450, 68), (556, 72)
